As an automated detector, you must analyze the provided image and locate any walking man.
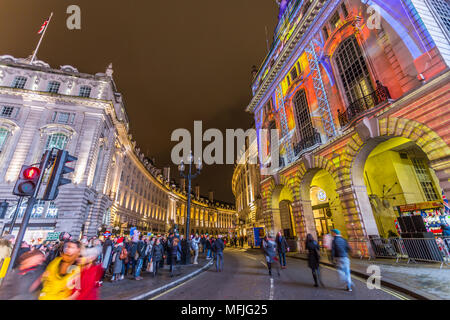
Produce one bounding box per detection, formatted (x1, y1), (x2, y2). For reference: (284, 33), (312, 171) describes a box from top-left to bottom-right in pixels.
(212, 235), (225, 272)
(331, 229), (353, 292)
(275, 231), (289, 269)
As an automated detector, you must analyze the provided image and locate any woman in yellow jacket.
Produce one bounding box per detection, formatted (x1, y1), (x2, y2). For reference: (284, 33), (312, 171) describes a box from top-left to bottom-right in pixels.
(39, 240), (81, 300)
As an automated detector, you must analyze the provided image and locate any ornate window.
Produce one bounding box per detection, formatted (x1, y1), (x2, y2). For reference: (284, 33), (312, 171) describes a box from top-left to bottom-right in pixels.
(428, 0), (450, 35)
(47, 81), (61, 94)
(11, 76), (27, 89)
(45, 133), (68, 150)
(293, 90), (314, 141)
(335, 36), (373, 104)
(0, 128), (10, 152)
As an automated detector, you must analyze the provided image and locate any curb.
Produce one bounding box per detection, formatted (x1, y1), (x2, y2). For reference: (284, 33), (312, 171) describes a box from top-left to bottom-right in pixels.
(131, 259), (215, 300)
(286, 254), (441, 300)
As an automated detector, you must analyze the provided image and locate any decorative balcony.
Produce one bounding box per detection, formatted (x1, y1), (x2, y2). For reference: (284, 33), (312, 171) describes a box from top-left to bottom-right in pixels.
(294, 130), (322, 156)
(338, 82), (391, 127)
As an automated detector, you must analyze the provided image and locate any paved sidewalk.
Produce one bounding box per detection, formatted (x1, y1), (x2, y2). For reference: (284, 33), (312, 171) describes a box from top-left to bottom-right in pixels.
(100, 256), (212, 300)
(286, 251), (450, 300)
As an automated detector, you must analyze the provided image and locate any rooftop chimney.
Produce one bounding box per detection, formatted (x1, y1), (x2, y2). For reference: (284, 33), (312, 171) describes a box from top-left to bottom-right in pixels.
(195, 185), (200, 200)
(208, 190), (214, 203)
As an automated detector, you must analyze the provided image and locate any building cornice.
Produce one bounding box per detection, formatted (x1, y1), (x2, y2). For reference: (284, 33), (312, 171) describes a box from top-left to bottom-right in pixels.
(246, 0), (340, 114)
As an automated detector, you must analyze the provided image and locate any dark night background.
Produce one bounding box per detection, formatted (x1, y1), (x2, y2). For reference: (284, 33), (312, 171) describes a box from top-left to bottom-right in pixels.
(0, 0), (278, 203)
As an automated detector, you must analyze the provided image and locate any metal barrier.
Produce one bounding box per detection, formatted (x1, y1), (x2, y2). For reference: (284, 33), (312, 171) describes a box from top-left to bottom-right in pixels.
(348, 239), (371, 259)
(369, 237), (450, 268)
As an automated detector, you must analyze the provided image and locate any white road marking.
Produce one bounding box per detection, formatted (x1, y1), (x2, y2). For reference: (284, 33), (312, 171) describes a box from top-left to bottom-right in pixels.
(269, 277), (274, 300)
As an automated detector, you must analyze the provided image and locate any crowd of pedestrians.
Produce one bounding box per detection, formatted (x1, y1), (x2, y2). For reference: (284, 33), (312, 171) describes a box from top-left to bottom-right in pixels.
(262, 229), (353, 292)
(0, 230), (229, 300)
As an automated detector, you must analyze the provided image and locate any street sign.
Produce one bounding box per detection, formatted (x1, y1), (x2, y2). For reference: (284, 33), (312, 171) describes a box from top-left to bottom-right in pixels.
(103, 231), (111, 237)
(130, 227), (136, 236)
(45, 232), (61, 241)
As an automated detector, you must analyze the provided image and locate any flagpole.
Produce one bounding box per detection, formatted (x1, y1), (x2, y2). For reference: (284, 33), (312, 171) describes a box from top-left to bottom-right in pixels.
(30, 12), (53, 65)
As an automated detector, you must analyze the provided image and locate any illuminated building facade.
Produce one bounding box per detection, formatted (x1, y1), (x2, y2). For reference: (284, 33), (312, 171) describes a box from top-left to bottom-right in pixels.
(232, 133), (263, 239)
(0, 55), (235, 240)
(248, 0), (450, 253)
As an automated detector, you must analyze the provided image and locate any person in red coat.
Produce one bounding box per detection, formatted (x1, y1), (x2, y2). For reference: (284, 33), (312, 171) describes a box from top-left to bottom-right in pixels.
(74, 246), (103, 300)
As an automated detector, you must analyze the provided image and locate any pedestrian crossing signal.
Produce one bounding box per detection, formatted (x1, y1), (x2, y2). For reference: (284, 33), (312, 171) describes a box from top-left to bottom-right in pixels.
(12, 165), (41, 197)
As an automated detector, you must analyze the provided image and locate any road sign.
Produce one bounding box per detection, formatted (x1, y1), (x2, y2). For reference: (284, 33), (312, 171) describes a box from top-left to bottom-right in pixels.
(46, 232), (61, 241)
(103, 231), (111, 237)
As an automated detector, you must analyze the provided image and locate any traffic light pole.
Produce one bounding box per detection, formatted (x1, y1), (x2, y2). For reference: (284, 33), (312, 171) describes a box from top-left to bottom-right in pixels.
(7, 196), (25, 235)
(5, 151), (51, 275)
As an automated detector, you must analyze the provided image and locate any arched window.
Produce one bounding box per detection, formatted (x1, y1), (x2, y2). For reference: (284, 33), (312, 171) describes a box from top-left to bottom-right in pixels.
(45, 133), (68, 150)
(293, 90), (314, 141)
(0, 128), (10, 152)
(335, 36), (373, 104)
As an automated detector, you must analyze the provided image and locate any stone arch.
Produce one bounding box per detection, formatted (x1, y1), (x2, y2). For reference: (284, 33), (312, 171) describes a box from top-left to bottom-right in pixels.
(263, 173), (298, 234)
(341, 116), (450, 240)
(295, 153), (342, 245)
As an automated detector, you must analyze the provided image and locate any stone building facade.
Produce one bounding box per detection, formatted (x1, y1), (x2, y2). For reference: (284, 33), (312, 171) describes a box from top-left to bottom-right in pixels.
(247, 0), (450, 253)
(0, 55), (235, 240)
(231, 132), (263, 239)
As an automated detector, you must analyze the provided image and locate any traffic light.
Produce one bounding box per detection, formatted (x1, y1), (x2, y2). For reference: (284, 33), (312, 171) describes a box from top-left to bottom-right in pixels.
(0, 201), (8, 219)
(13, 165), (41, 197)
(42, 149), (77, 201)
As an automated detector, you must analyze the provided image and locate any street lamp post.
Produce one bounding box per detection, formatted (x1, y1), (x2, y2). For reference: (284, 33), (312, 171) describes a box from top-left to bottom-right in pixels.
(178, 151), (202, 265)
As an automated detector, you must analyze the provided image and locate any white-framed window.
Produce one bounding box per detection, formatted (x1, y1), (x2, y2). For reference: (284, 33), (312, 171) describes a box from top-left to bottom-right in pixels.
(0, 106), (18, 119)
(0, 128), (10, 152)
(51, 111), (75, 124)
(47, 81), (61, 94)
(79, 86), (91, 98)
(45, 133), (69, 150)
(428, 0), (450, 35)
(11, 76), (27, 89)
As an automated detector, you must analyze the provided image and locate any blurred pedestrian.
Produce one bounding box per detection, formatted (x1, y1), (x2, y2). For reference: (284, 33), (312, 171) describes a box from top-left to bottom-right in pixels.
(75, 246), (103, 300)
(331, 229), (353, 292)
(0, 250), (46, 300)
(39, 240), (81, 300)
(262, 233), (280, 277)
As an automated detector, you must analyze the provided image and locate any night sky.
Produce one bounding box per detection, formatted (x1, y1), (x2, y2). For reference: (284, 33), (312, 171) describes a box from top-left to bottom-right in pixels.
(0, 0), (279, 203)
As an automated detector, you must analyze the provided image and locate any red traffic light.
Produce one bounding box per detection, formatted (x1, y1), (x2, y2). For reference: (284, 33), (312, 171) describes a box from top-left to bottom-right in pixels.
(23, 167), (40, 179)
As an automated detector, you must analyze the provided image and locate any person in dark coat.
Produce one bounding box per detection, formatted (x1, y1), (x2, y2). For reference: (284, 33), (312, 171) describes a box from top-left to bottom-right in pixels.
(150, 238), (165, 277)
(275, 231), (289, 269)
(169, 237), (182, 277)
(205, 236), (212, 259)
(212, 235), (225, 272)
(111, 238), (124, 281)
(305, 233), (324, 287)
(180, 235), (188, 265)
(200, 235), (206, 254)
